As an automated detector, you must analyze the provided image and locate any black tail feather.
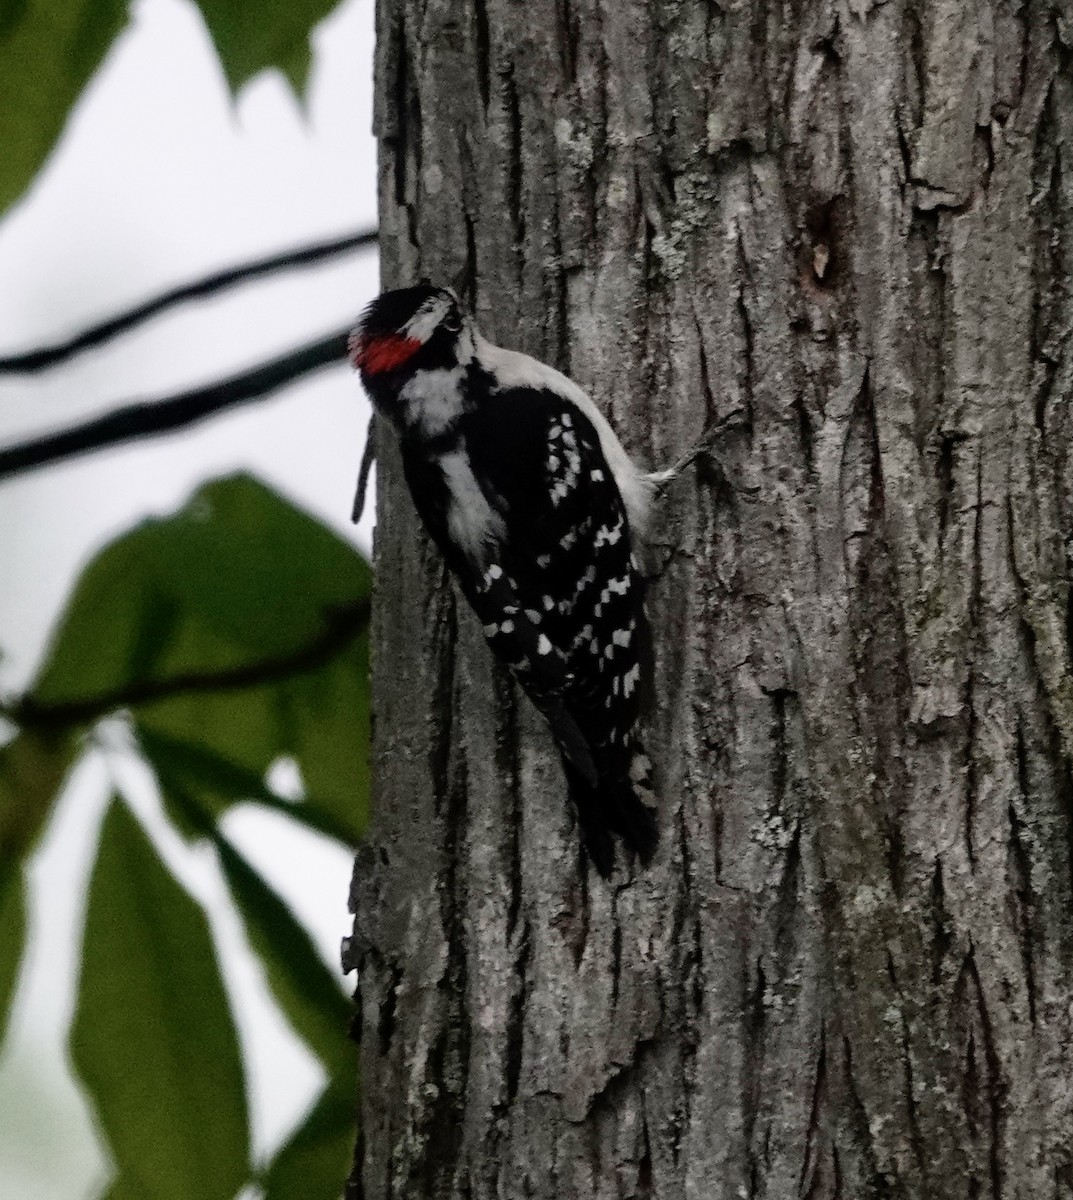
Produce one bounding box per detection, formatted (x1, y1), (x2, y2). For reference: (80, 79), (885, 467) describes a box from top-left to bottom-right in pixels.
(564, 762), (659, 878)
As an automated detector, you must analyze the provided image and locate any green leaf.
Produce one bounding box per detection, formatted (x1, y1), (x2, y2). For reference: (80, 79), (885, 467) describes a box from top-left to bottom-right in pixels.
(0, 855), (26, 1047)
(193, 0), (340, 96)
(0, 0), (342, 218)
(141, 726), (361, 846)
(98, 1182), (147, 1200)
(278, 635), (370, 838)
(33, 473), (371, 704)
(262, 1081), (356, 1200)
(71, 799), (250, 1200)
(0, 729), (78, 855)
(28, 473), (372, 839)
(139, 635), (371, 845)
(216, 833), (352, 1070)
(0, 730), (79, 1042)
(0, 0), (128, 217)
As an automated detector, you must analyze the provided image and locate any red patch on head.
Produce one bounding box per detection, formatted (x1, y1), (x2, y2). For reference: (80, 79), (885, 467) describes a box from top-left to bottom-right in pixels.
(348, 331), (422, 376)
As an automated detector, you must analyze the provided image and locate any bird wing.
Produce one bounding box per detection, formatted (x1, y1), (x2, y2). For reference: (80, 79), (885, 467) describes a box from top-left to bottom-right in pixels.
(457, 387), (648, 777)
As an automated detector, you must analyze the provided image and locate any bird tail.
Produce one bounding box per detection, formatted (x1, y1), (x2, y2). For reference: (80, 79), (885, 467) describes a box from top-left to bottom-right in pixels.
(563, 760), (659, 879)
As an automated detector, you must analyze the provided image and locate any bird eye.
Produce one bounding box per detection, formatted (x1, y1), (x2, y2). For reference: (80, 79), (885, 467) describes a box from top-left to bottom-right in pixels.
(443, 309), (462, 334)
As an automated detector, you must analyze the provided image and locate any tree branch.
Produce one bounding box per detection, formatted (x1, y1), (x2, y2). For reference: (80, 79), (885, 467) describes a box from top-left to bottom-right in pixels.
(3, 599), (371, 731)
(0, 329), (352, 481)
(0, 229), (377, 375)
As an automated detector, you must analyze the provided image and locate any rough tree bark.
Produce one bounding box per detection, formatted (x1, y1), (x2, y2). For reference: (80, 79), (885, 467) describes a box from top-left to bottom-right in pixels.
(346, 2), (1073, 1197)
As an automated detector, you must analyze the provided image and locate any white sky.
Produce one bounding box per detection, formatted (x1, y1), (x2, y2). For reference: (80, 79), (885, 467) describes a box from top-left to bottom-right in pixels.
(0, 0), (379, 1194)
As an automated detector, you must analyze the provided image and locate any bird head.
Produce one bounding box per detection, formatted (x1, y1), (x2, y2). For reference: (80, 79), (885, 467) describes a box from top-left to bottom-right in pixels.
(348, 284), (466, 382)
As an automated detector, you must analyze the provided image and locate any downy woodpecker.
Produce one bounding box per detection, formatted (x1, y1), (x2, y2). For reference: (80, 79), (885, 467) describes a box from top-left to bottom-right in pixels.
(351, 284), (666, 877)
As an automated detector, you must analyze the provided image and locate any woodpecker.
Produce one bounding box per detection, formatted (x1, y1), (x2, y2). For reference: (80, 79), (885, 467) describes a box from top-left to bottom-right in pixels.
(351, 284), (666, 877)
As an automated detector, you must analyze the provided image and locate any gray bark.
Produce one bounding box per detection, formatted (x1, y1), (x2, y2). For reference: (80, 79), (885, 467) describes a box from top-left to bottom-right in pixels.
(347, 2), (1073, 1197)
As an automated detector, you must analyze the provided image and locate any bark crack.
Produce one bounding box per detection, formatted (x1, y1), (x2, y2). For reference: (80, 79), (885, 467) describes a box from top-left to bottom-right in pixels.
(472, 0), (490, 111)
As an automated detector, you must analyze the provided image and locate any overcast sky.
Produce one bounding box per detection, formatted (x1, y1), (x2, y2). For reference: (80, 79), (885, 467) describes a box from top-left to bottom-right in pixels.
(0, 1), (378, 1194)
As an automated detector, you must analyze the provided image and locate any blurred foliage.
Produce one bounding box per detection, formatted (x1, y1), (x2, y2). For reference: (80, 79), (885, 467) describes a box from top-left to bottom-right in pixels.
(261, 1079), (359, 1200)
(71, 799), (251, 1200)
(1, 3), (367, 1191)
(0, 0), (128, 218)
(0, 474), (370, 1199)
(0, 0), (343, 219)
(197, 0), (341, 96)
(0, 852), (26, 1047)
(30, 472), (371, 842)
(0, 729), (80, 1043)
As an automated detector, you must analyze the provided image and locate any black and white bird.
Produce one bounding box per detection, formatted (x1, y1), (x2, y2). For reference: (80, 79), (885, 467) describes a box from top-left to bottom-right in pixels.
(351, 283), (666, 877)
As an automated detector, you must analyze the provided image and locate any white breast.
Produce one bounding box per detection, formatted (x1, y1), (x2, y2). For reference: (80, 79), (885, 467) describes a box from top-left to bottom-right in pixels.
(399, 366), (465, 437)
(439, 448), (506, 566)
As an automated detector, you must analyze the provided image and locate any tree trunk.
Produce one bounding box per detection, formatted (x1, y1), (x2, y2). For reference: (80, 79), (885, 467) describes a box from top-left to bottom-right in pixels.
(347, 3), (1073, 1196)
